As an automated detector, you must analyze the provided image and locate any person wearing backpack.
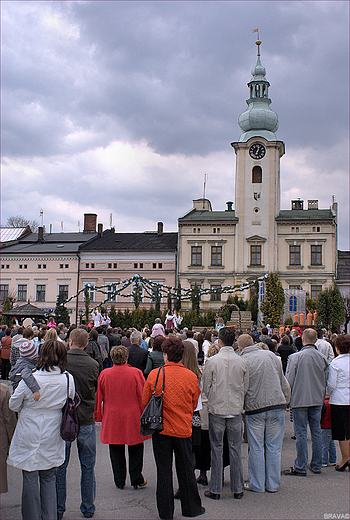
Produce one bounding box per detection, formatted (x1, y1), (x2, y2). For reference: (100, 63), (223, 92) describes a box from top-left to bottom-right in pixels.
(55, 328), (99, 519)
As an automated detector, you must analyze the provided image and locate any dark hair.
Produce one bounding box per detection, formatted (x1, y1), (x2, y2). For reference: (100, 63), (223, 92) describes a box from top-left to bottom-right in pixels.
(281, 335), (290, 345)
(79, 324), (90, 332)
(186, 330), (194, 338)
(218, 327), (235, 346)
(293, 322), (299, 327)
(334, 334), (349, 354)
(5, 328), (11, 336)
(37, 339), (67, 372)
(89, 329), (98, 341)
(66, 324), (77, 340)
(96, 326), (104, 334)
(17, 327), (24, 335)
(152, 335), (165, 352)
(204, 330), (212, 341)
(263, 338), (275, 352)
(162, 337), (184, 362)
(261, 327), (268, 335)
(316, 329), (323, 339)
(106, 327), (113, 334)
(294, 336), (303, 351)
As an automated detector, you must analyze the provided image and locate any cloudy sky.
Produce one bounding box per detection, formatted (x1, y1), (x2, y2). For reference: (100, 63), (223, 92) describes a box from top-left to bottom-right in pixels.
(1, 1), (349, 249)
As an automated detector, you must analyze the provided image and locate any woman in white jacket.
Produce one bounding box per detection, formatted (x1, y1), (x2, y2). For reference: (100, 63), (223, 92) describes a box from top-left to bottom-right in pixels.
(7, 339), (75, 520)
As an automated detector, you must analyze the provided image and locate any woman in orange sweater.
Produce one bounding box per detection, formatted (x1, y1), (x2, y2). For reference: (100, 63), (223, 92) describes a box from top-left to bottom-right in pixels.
(142, 337), (204, 520)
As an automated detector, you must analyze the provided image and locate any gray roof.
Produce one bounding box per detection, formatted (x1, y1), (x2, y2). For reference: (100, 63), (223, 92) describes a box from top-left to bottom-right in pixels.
(179, 209), (238, 222)
(79, 230), (178, 252)
(336, 250), (350, 282)
(2, 302), (46, 317)
(276, 209), (335, 221)
(0, 227), (30, 243)
(1, 231), (98, 255)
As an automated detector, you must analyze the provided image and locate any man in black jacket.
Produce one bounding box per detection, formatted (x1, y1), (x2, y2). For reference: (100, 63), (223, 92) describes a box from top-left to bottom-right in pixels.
(127, 330), (148, 374)
(56, 328), (99, 519)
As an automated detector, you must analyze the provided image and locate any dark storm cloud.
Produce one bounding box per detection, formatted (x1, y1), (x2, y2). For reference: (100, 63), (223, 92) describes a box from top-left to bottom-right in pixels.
(1, 1), (349, 248)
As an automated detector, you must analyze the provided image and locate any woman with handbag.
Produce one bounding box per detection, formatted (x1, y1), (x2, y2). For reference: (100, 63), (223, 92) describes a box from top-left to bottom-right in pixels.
(142, 337), (205, 520)
(7, 339), (74, 520)
(94, 345), (148, 489)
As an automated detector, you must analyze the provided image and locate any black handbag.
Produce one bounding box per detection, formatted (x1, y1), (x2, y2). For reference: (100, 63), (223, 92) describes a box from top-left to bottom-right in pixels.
(140, 366), (165, 436)
(60, 373), (81, 442)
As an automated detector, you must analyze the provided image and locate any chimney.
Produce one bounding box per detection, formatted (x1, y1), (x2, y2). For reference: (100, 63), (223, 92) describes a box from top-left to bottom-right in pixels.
(157, 222), (164, 236)
(226, 201), (234, 212)
(83, 213), (97, 233)
(308, 200), (318, 210)
(38, 226), (44, 242)
(291, 200), (304, 210)
(97, 223), (103, 235)
(110, 227), (115, 233)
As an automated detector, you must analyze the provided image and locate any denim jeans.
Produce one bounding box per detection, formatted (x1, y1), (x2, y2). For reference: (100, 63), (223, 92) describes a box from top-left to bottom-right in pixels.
(292, 406), (322, 473)
(56, 424), (96, 517)
(22, 468), (57, 520)
(208, 413), (243, 494)
(245, 408), (285, 492)
(321, 428), (337, 465)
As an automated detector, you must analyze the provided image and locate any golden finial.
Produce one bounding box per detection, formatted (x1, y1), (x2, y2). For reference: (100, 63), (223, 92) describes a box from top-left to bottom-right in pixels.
(252, 28), (261, 56)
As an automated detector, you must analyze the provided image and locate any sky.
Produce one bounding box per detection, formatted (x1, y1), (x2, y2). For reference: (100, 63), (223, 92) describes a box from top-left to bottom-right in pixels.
(1, 1), (349, 250)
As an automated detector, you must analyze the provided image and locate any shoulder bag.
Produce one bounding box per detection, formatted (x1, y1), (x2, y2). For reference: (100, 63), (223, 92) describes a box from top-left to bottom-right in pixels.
(60, 372), (81, 442)
(140, 366), (165, 436)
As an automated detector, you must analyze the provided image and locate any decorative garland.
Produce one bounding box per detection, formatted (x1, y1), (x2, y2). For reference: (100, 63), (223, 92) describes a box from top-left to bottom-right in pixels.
(58, 273), (267, 307)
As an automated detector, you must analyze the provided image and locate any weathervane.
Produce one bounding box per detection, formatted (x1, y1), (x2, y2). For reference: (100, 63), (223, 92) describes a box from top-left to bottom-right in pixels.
(253, 28), (261, 56)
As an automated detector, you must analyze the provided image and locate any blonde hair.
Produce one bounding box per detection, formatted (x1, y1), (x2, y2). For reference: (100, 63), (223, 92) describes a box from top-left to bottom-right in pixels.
(44, 328), (58, 341)
(182, 341), (201, 381)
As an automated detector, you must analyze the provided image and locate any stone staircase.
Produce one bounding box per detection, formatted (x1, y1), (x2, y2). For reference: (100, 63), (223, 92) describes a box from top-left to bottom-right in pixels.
(226, 310), (253, 331)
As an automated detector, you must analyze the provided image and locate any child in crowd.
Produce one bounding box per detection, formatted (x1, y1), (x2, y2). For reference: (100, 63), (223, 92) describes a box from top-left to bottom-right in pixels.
(9, 340), (40, 401)
(321, 395), (337, 467)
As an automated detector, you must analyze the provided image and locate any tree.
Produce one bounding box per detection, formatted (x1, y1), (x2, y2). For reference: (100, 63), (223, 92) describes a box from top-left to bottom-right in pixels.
(132, 280), (142, 310)
(316, 285), (346, 332)
(260, 273), (285, 328)
(247, 280), (259, 324)
(83, 286), (90, 325)
(55, 293), (70, 326)
(305, 292), (317, 313)
(174, 282), (182, 312)
(109, 305), (118, 327)
(191, 283), (200, 313)
(167, 290), (172, 312)
(1, 296), (12, 326)
(6, 215), (39, 232)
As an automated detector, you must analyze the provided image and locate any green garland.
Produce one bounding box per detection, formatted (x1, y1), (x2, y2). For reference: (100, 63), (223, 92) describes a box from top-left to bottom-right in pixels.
(59, 273), (268, 307)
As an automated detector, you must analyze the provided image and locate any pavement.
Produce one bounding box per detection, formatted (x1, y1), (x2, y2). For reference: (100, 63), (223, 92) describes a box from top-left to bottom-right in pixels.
(1, 415), (349, 520)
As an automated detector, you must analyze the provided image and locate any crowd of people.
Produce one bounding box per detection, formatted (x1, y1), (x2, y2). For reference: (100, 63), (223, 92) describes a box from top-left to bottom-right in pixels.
(0, 316), (349, 520)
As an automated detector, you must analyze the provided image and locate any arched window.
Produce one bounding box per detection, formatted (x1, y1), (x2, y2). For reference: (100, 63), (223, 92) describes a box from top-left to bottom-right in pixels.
(289, 295), (297, 312)
(252, 165), (262, 183)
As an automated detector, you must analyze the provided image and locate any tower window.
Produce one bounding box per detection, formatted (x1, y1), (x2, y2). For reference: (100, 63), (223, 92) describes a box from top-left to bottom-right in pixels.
(252, 166), (262, 183)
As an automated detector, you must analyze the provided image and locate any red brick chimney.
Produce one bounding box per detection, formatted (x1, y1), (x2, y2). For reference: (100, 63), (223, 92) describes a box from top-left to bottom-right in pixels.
(157, 222), (164, 235)
(84, 213), (97, 233)
(38, 226), (44, 242)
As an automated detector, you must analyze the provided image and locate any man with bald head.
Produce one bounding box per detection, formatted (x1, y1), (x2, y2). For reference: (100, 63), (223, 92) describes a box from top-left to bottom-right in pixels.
(284, 328), (328, 476)
(237, 334), (289, 493)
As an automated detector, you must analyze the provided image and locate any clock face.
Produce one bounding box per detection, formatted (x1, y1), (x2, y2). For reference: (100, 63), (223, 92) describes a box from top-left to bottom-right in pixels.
(249, 143), (266, 160)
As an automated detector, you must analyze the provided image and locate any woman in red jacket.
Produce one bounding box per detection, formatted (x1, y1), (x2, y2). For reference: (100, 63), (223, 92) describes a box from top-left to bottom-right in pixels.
(94, 345), (148, 489)
(1, 329), (12, 380)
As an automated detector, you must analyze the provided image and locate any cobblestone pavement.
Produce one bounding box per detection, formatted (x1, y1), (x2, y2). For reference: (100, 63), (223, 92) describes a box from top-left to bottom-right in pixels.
(1, 414), (349, 520)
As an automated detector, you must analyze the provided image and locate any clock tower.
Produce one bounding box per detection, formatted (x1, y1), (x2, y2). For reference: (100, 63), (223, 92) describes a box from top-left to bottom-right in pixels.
(231, 39), (285, 277)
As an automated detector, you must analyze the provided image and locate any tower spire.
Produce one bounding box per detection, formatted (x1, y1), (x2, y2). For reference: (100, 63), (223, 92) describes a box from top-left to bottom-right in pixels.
(236, 37), (279, 142)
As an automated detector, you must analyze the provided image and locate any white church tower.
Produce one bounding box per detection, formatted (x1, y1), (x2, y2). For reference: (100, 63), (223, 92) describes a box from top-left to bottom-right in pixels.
(231, 38), (285, 278)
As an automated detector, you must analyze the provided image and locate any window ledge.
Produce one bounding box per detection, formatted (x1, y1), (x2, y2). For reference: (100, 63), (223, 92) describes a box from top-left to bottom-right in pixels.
(209, 265), (225, 269)
(287, 265), (304, 270)
(308, 264), (325, 269)
(247, 264), (265, 268)
(188, 265), (204, 269)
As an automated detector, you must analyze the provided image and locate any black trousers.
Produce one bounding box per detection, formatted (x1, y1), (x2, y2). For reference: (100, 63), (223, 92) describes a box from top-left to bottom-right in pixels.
(1, 358), (11, 380)
(108, 443), (144, 488)
(152, 432), (202, 520)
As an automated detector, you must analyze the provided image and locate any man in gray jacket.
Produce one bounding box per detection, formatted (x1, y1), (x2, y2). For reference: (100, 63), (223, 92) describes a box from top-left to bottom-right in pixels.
(237, 334), (290, 493)
(284, 328), (328, 476)
(202, 327), (249, 500)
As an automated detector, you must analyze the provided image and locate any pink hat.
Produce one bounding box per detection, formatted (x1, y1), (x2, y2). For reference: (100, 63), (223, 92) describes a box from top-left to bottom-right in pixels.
(19, 340), (38, 360)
